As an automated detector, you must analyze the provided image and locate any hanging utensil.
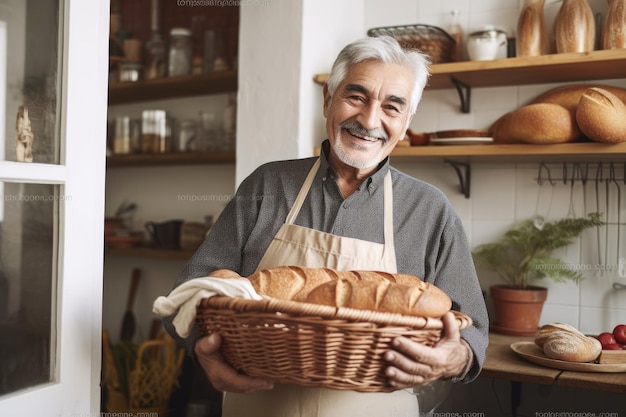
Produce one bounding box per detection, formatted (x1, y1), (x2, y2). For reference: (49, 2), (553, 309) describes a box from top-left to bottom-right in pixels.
(120, 268), (141, 342)
(595, 163), (604, 274)
(566, 162), (578, 219)
(610, 163), (621, 269)
(533, 163), (555, 230)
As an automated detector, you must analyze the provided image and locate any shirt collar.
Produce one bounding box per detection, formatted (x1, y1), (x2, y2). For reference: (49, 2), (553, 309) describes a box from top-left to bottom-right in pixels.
(319, 139), (390, 194)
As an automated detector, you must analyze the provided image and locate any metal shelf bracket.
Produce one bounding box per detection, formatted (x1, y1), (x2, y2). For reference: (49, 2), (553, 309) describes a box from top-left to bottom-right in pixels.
(451, 77), (471, 113)
(445, 159), (471, 198)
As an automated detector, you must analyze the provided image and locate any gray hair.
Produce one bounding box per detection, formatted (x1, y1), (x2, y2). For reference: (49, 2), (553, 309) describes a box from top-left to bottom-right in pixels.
(326, 36), (431, 116)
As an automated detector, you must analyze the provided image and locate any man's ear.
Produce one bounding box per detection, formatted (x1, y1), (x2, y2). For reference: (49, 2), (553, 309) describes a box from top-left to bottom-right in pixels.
(322, 84), (332, 118)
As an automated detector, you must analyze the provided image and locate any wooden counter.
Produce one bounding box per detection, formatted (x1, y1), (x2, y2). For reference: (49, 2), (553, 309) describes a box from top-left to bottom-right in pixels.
(482, 333), (626, 393)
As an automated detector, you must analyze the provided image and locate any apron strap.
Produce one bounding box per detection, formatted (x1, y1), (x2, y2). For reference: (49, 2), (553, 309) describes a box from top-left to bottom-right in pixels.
(383, 171), (395, 255)
(285, 159), (321, 225)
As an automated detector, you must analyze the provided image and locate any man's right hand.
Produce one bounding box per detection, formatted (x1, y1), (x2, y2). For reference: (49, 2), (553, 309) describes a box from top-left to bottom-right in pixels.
(194, 333), (275, 393)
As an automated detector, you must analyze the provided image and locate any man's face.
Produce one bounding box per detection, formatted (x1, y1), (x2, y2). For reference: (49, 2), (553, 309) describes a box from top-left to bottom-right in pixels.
(323, 60), (414, 170)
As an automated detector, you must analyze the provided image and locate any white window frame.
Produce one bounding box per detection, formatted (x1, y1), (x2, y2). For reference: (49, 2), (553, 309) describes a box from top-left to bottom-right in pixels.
(0, 0), (109, 415)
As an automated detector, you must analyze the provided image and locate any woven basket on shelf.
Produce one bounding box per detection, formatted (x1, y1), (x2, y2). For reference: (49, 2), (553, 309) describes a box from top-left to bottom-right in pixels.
(196, 296), (472, 393)
(367, 24), (456, 64)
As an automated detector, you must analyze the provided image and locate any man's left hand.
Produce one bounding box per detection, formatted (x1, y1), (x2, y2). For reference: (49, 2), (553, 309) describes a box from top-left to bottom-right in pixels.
(383, 311), (471, 388)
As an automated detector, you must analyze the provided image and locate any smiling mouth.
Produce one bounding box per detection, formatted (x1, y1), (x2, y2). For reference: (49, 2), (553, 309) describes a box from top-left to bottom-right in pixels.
(344, 127), (384, 143)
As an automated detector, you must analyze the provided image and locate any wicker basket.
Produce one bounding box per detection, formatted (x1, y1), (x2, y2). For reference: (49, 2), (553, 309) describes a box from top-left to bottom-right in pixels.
(367, 24), (455, 64)
(196, 296), (472, 392)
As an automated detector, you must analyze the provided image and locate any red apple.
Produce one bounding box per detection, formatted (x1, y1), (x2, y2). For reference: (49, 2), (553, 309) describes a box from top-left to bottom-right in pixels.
(612, 324), (626, 344)
(596, 332), (618, 348)
(603, 343), (623, 350)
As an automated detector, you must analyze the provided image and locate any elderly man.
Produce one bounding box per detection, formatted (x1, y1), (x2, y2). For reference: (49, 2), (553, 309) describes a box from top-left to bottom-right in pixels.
(165, 35), (489, 417)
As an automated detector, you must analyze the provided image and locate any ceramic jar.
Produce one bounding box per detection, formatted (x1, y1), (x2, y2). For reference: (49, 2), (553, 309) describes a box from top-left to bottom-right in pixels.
(516, 0), (549, 56)
(554, 0), (595, 53)
(467, 27), (508, 61)
(602, 0), (626, 49)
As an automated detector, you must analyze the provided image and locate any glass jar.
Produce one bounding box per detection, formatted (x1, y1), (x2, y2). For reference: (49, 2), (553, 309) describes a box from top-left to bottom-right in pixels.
(177, 119), (197, 152)
(141, 110), (168, 153)
(168, 28), (192, 77)
(113, 116), (131, 154)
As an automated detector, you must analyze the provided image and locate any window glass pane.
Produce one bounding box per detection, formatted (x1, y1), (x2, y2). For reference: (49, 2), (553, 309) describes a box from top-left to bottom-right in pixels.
(0, 182), (58, 396)
(0, 0), (60, 164)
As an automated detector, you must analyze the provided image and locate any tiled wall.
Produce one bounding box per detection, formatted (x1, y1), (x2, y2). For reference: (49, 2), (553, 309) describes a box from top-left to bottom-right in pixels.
(364, 0), (626, 333)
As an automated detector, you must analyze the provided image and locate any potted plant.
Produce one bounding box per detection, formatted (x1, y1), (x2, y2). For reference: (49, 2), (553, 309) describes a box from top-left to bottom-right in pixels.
(472, 212), (603, 336)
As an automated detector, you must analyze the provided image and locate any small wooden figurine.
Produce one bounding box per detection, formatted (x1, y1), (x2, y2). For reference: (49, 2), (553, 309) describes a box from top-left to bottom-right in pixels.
(16, 105), (33, 163)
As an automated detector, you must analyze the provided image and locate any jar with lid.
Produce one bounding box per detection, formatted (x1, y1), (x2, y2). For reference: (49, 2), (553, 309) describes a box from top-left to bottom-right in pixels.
(168, 28), (192, 77)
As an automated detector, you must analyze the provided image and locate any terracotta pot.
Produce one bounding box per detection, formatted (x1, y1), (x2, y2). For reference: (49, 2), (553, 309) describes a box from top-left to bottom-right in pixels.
(489, 285), (548, 336)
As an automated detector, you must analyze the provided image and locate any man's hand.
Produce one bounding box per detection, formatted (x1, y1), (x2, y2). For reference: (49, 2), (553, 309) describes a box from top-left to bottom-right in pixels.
(194, 333), (275, 393)
(383, 311), (471, 389)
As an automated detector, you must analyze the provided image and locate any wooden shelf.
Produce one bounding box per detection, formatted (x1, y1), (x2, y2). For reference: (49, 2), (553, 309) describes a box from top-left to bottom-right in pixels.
(313, 49), (626, 90)
(105, 246), (195, 260)
(107, 151), (236, 167)
(316, 142), (626, 163)
(391, 142), (626, 162)
(108, 70), (237, 105)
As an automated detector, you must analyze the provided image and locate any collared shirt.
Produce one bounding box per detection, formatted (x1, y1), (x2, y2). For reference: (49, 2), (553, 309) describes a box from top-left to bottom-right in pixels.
(172, 140), (488, 383)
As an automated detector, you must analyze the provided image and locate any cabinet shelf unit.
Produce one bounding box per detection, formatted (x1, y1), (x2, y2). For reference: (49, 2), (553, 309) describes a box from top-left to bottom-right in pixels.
(106, 71), (238, 259)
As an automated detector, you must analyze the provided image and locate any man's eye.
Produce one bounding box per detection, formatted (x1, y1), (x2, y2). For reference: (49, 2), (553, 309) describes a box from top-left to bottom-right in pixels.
(349, 95), (365, 102)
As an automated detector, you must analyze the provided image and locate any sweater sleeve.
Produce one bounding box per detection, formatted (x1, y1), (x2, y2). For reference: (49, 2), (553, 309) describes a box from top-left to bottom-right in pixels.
(432, 212), (489, 383)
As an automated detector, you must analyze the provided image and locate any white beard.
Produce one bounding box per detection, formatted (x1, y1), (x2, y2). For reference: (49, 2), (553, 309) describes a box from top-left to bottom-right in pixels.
(333, 127), (386, 169)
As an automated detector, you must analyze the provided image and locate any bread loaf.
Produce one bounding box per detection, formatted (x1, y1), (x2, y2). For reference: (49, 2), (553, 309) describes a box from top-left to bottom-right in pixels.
(531, 84), (626, 112)
(491, 103), (581, 144)
(534, 322), (584, 348)
(542, 331), (602, 363)
(221, 266), (453, 317)
(246, 266), (423, 302)
(576, 87), (626, 143)
(534, 322), (602, 363)
(305, 277), (452, 317)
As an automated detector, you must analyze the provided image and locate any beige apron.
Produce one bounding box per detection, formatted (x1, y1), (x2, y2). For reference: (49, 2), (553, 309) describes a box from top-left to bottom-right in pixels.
(222, 159), (419, 417)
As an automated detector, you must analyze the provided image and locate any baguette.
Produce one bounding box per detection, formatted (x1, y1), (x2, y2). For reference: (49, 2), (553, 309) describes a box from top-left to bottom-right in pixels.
(241, 266), (451, 317)
(246, 266), (422, 302)
(576, 87), (626, 143)
(305, 276), (452, 317)
(534, 322), (602, 363)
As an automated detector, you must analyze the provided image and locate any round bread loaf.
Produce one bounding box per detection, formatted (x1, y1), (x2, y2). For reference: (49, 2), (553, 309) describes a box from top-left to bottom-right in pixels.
(534, 322), (584, 348)
(542, 330), (602, 363)
(491, 103), (581, 144)
(576, 87), (626, 143)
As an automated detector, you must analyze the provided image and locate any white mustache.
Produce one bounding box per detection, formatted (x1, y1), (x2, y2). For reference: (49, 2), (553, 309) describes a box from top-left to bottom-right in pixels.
(340, 121), (388, 141)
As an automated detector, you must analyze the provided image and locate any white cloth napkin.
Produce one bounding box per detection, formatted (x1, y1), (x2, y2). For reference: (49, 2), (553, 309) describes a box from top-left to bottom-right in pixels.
(152, 276), (264, 338)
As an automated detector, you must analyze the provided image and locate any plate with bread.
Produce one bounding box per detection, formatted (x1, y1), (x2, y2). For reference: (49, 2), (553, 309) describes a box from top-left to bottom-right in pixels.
(196, 266), (472, 392)
(511, 322), (626, 373)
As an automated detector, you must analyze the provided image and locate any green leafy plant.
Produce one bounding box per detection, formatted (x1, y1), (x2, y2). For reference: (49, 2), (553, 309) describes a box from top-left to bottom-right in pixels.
(472, 212), (604, 289)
